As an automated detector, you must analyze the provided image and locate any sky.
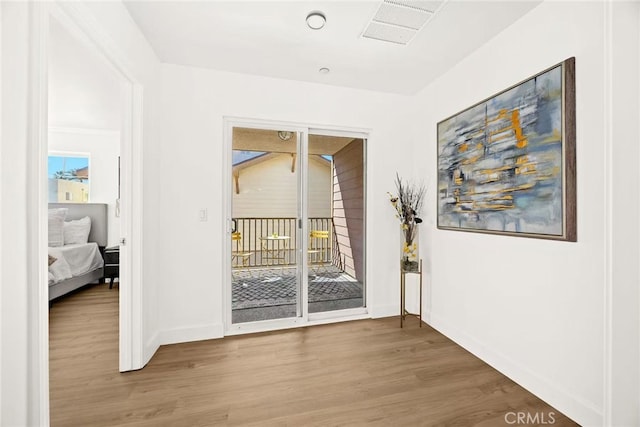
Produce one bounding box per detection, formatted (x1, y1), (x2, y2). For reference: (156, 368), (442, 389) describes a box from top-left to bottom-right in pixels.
(48, 155), (89, 179)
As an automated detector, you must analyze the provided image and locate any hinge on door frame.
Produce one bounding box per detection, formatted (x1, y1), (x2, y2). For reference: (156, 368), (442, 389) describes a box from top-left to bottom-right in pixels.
(298, 219), (302, 229)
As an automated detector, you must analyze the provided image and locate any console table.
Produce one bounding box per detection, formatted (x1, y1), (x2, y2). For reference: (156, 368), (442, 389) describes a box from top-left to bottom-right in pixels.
(400, 259), (422, 328)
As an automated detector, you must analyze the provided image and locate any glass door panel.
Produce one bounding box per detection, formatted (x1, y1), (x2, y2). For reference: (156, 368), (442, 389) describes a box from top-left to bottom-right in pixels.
(307, 134), (365, 314)
(231, 127), (300, 324)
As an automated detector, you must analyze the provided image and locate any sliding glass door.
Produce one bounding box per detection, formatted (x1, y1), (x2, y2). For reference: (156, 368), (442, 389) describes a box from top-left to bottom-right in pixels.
(227, 122), (366, 327)
(307, 133), (366, 315)
(230, 126), (301, 324)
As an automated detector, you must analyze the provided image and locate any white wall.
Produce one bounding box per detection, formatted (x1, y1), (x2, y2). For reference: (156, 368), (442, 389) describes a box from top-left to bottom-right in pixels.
(157, 63), (415, 343)
(412, 1), (639, 425)
(609, 2), (640, 425)
(49, 129), (121, 246)
(48, 17), (122, 130)
(4, 1), (638, 425)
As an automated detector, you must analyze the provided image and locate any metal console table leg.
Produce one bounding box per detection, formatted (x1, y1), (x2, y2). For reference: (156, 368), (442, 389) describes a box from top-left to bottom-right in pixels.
(400, 259), (422, 328)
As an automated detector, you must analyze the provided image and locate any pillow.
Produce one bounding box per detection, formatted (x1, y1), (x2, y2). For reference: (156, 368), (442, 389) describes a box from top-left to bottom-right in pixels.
(64, 216), (91, 245)
(48, 255), (57, 266)
(48, 208), (67, 247)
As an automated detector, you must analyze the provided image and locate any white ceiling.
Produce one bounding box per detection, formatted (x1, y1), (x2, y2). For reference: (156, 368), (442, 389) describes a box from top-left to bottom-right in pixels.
(49, 18), (122, 130)
(123, 0), (541, 95)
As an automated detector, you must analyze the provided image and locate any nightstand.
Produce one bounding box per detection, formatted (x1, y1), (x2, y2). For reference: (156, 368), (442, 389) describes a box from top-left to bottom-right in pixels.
(104, 246), (120, 289)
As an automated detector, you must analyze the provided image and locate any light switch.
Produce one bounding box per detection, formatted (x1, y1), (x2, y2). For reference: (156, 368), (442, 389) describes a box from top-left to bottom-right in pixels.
(199, 209), (208, 222)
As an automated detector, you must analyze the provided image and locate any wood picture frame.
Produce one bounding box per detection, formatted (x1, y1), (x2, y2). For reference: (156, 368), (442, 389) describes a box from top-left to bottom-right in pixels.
(437, 57), (576, 241)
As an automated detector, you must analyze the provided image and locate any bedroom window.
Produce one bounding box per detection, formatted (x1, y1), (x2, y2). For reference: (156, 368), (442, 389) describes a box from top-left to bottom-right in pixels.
(48, 154), (90, 203)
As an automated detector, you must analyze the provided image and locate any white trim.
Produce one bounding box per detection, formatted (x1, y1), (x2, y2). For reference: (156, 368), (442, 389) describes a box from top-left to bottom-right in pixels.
(227, 312), (372, 337)
(299, 130), (309, 320)
(118, 80), (133, 371)
(308, 128), (368, 139)
(308, 307), (368, 322)
(636, 8), (640, 420)
(48, 126), (120, 137)
(362, 136), (369, 313)
(222, 119), (232, 330)
(430, 312), (602, 425)
(308, 312), (372, 327)
(603, 0), (614, 424)
(158, 323), (224, 346)
(27, 4), (50, 425)
(0, 0), (3, 415)
(129, 83), (145, 369)
(369, 304), (399, 319)
(226, 316), (307, 336)
(223, 116), (371, 136)
(144, 331), (160, 364)
(47, 150), (91, 157)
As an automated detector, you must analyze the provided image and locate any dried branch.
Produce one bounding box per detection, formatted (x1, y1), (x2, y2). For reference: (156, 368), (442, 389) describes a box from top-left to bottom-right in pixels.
(388, 173), (426, 245)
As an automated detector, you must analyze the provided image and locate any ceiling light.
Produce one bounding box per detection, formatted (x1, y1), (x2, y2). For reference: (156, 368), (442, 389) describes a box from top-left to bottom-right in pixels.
(306, 11), (326, 30)
(319, 67), (330, 74)
(278, 131), (293, 141)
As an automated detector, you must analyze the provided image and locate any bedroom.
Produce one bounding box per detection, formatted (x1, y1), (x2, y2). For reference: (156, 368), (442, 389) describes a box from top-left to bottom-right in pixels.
(2, 1), (640, 426)
(46, 15), (123, 349)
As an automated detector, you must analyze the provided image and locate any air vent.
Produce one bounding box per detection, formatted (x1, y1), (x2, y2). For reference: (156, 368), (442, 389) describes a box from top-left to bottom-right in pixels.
(373, 2), (432, 30)
(362, 22), (417, 45)
(386, 0), (442, 13)
(362, 0), (444, 45)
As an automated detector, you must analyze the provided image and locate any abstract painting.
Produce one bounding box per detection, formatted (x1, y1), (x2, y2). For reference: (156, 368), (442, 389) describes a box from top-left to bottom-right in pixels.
(437, 58), (576, 241)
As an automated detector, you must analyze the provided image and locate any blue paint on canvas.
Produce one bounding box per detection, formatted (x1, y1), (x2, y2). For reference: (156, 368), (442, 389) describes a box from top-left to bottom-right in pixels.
(437, 65), (564, 236)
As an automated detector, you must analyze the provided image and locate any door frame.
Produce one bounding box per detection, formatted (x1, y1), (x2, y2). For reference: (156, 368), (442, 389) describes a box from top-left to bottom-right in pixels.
(222, 117), (370, 336)
(27, 2), (144, 424)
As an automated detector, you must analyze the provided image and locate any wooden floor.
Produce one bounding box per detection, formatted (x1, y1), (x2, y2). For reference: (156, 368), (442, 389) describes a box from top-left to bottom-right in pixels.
(50, 283), (577, 426)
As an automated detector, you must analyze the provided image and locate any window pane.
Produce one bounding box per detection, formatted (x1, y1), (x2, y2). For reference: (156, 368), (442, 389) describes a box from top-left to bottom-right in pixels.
(48, 155), (90, 203)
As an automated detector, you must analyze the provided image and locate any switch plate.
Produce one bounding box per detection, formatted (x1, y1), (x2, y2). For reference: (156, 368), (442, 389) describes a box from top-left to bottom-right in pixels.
(199, 209), (208, 222)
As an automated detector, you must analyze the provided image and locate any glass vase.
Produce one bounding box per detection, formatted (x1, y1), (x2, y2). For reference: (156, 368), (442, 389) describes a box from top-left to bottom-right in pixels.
(400, 226), (419, 272)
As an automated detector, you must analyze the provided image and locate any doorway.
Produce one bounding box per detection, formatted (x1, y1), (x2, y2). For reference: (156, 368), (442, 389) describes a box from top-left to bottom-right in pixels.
(28, 3), (146, 422)
(38, 3), (143, 374)
(46, 13), (125, 412)
(225, 120), (367, 331)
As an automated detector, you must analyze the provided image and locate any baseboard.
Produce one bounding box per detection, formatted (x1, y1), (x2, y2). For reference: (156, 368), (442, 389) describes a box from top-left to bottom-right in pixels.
(370, 304), (399, 319)
(429, 312), (602, 426)
(158, 323), (225, 346)
(143, 331), (160, 367)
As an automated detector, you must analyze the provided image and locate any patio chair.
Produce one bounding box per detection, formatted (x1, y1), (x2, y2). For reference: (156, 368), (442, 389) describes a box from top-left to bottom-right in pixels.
(232, 232), (254, 276)
(308, 230), (329, 274)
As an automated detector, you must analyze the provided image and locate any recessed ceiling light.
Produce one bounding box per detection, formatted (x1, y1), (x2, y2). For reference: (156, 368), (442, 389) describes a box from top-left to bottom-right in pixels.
(306, 11), (326, 30)
(319, 67), (330, 74)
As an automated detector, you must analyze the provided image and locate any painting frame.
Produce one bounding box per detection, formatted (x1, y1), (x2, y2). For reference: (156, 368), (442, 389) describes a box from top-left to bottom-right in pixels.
(437, 57), (576, 241)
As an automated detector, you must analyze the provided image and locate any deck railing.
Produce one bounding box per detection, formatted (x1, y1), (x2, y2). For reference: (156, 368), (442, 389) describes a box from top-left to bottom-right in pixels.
(232, 217), (340, 269)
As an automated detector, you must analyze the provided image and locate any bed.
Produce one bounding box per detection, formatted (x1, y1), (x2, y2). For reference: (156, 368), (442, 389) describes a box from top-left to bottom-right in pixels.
(48, 203), (108, 301)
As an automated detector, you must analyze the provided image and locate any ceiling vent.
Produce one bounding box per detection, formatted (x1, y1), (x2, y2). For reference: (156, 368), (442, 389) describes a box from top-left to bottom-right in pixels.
(362, 0), (444, 45)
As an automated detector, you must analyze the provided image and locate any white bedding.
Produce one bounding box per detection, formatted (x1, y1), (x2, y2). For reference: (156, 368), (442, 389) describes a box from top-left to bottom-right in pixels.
(48, 243), (104, 285)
